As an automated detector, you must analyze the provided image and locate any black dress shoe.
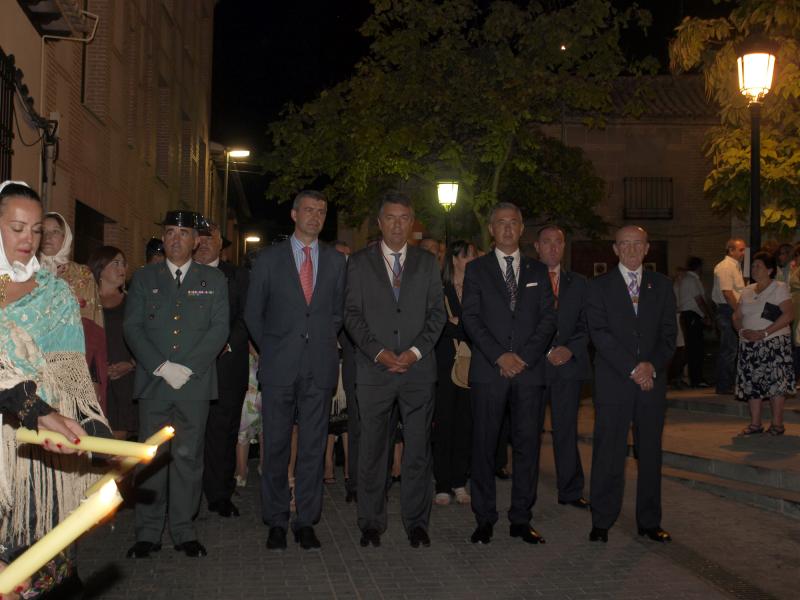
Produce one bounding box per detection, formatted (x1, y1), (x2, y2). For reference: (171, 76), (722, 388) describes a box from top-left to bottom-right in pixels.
(208, 498), (240, 517)
(294, 526), (321, 550)
(509, 523), (546, 544)
(174, 540), (207, 557)
(267, 526), (288, 550)
(359, 528), (381, 547)
(495, 467), (510, 480)
(408, 526), (431, 548)
(589, 527), (608, 542)
(470, 523), (493, 544)
(345, 490), (357, 503)
(558, 497), (590, 510)
(638, 527), (672, 542)
(126, 541), (162, 558)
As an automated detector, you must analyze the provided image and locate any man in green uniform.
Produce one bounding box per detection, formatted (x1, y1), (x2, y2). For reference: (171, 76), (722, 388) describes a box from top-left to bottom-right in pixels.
(124, 210), (229, 558)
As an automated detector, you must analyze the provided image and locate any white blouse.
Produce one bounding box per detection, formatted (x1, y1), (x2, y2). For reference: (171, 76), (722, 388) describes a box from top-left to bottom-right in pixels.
(738, 280), (791, 340)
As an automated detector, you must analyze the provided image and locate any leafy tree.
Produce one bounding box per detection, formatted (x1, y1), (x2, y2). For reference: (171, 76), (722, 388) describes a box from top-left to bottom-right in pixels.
(670, 0), (800, 233)
(263, 0), (654, 244)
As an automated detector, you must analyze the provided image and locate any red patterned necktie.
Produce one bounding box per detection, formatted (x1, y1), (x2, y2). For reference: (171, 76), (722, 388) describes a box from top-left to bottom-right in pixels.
(300, 246), (313, 305)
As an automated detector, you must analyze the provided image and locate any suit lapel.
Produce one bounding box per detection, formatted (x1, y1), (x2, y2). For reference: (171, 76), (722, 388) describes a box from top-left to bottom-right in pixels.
(612, 266), (638, 319)
(486, 253), (511, 303)
(309, 245), (328, 308)
(397, 247), (421, 305)
(515, 257), (535, 308)
(282, 240), (306, 304)
(368, 245), (397, 303)
(637, 269), (654, 321)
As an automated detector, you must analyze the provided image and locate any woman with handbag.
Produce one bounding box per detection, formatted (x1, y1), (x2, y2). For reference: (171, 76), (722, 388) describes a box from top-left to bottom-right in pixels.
(733, 251), (794, 436)
(433, 240), (477, 505)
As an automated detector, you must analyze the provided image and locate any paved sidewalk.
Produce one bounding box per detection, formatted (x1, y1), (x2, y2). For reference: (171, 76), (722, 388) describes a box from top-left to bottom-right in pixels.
(72, 441), (800, 600)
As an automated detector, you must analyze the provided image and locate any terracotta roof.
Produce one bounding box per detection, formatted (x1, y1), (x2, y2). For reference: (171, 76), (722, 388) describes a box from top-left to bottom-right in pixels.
(611, 75), (719, 121)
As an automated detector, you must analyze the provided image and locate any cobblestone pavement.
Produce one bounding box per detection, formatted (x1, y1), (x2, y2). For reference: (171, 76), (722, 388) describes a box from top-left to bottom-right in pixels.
(71, 436), (800, 600)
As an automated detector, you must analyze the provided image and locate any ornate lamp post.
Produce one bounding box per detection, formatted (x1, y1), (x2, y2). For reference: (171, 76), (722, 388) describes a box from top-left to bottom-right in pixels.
(437, 181), (458, 246)
(737, 39), (776, 253)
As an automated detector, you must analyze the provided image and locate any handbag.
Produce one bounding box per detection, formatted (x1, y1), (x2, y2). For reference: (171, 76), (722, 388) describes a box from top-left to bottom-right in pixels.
(761, 301), (782, 322)
(445, 295), (471, 389)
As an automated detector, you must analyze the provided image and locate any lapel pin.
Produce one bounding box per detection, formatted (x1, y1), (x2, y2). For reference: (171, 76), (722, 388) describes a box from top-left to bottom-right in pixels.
(201, 280), (206, 287)
(152, 288), (159, 294)
(647, 283), (653, 289)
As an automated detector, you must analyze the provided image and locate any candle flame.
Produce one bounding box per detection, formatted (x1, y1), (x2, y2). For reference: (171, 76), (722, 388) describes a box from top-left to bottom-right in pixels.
(145, 445), (158, 459)
(99, 480), (118, 503)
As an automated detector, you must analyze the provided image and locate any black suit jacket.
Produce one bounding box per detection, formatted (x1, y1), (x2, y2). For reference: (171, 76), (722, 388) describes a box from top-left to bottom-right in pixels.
(462, 253), (557, 385)
(545, 270), (591, 382)
(586, 266), (677, 403)
(344, 244), (446, 385)
(217, 261), (250, 392)
(244, 239), (346, 389)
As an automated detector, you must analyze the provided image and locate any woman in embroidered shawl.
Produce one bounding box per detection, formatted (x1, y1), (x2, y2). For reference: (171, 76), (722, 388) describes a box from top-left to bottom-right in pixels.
(0, 181), (107, 598)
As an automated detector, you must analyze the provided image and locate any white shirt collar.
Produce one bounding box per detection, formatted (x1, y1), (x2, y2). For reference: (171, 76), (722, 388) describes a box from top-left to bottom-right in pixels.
(547, 264), (561, 276)
(166, 258), (192, 279)
(381, 241), (407, 260)
(208, 258), (220, 268)
(494, 247), (521, 262)
(724, 254), (742, 270)
(618, 262), (643, 282)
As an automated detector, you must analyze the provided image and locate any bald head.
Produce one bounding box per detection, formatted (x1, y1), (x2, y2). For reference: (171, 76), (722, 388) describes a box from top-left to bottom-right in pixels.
(613, 225), (649, 271)
(725, 238), (746, 263)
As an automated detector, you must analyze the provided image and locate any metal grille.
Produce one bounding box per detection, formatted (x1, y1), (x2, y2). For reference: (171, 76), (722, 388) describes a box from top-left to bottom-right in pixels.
(624, 176), (673, 219)
(0, 48), (15, 181)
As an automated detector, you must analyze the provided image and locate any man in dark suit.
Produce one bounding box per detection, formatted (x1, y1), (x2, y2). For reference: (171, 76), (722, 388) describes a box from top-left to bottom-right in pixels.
(534, 225), (591, 509)
(245, 190), (346, 551)
(586, 225), (677, 543)
(461, 202), (556, 545)
(195, 221), (250, 518)
(124, 210), (229, 559)
(344, 191), (445, 549)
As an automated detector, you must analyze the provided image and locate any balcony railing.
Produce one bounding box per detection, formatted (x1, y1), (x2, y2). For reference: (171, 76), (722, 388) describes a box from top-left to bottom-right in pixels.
(623, 177), (673, 220)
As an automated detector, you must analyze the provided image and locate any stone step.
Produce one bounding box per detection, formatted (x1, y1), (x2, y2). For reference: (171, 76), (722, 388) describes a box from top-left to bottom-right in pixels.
(662, 465), (800, 521)
(666, 389), (800, 424)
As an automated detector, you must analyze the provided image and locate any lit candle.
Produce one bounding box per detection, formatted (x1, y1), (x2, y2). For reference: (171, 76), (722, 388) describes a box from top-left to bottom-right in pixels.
(84, 426), (175, 497)
(0, 480), (123, 594)
(16, 428), (158, 460)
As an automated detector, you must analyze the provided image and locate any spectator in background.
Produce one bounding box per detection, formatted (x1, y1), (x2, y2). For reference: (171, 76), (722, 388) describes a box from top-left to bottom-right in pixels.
(145, 237), (165, 265)
(733, 251), (793, 436)
(712, 239), (746, 395)
(433, 240), (477, 506)
(775, 243), (793, 284)
(89, 246), (137, 439)
(789, 243), (800, 383)
(677, 257), (711, 389)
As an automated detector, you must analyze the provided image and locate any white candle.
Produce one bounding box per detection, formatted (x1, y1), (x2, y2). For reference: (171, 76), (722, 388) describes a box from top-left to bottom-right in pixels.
(84, 426), (175, 497)
(0, 481), (123, 594)
(16, 428), (157, 460)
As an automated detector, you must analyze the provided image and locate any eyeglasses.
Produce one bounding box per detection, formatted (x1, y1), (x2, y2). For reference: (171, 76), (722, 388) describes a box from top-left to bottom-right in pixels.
(109, 259), (127, 268)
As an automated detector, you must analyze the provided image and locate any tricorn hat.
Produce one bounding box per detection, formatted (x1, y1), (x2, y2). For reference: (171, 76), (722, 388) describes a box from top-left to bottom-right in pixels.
(145, 237), (164, 258)
(162, 210), (208, 232)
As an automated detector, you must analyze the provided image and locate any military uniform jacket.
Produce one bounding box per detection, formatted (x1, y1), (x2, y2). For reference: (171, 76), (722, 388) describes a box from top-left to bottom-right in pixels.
(124, 261), (230, 401)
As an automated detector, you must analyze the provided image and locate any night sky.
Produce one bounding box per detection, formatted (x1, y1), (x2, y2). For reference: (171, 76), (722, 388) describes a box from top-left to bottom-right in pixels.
(209, 0), (728, 238)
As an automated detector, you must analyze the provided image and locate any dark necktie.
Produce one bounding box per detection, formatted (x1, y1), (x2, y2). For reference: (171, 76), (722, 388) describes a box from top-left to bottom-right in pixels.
(175, 268), (182, 289)
(391, 253), (402, 301)
(504, 256), (517, 311)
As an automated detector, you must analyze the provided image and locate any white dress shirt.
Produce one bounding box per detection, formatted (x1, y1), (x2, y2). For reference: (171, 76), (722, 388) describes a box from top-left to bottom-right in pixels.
(494, 247), (521, 282)
(712, 255), (745, 304)
(166, 258), (192, 284)
(677, 271), (706, 316)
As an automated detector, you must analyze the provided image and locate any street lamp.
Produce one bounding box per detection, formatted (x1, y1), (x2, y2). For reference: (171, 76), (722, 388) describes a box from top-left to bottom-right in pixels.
(243, 234), (261, 257)
(222, 148), (250, 235)
(737, 39), (776, 254)
(437, 181), (458, 246)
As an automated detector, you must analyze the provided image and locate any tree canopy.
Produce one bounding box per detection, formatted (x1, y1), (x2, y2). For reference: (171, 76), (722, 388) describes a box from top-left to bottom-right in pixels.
(670, 0), (800, 233)
(262, 0), (654, 243)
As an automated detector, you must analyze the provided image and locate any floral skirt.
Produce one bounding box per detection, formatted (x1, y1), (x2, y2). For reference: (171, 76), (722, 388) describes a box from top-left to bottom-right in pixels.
(735, 334), (795, 402)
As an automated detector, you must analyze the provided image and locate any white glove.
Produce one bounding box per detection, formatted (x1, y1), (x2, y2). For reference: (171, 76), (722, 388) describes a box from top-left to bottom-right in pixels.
(154, 361), (193, 390)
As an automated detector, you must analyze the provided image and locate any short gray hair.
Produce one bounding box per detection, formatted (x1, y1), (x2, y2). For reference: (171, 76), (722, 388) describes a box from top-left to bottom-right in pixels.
(488, 202), (523, 223)
(293, 189), (327, 210)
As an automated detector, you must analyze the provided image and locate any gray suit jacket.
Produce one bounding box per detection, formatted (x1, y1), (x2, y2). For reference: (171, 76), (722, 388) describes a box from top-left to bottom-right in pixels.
(124, 261), (230, 401)
(344, 244), (446, 385)
(244, 239), (346, 389)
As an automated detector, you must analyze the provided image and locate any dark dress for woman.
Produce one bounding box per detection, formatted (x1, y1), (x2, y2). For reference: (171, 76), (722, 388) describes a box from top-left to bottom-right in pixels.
(103, 298), (137, 434)
(433, 282), (472, 494)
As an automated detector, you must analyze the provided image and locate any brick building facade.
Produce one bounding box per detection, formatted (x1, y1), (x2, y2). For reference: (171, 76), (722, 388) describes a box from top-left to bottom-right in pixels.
(1, 0), (216, 266)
